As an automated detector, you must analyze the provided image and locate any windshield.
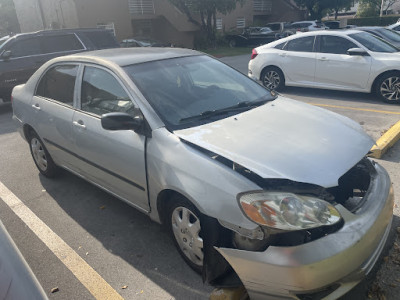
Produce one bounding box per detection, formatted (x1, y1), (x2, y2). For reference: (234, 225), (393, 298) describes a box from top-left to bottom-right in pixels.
(124, 55), (275, 130)
(374, 28), (400, 42)
(349, 32), (399, 53)
(0, 36), (10, 49)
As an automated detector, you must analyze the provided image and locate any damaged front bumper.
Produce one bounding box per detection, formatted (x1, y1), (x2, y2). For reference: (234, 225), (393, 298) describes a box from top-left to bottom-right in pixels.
(216, 162), (394, 300)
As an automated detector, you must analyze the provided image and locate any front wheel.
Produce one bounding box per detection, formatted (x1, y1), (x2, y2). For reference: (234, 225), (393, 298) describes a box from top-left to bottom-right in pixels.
(29, 131), (59, 177)
(261, 67), (285, 91)
(166, 195), (204, 273)
(375, 72), (400, 103)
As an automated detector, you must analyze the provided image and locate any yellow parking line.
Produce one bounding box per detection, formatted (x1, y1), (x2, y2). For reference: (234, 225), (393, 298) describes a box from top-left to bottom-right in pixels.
(0, 182), (124, 300)
(310, 103), (400, 115)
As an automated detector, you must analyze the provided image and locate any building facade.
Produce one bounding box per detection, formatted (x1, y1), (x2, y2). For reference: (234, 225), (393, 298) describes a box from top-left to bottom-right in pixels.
(12, 0), (304, 47)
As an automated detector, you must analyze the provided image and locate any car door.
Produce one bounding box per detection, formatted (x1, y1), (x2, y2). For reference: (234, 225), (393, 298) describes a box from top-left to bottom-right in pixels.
(31, 64), (80, 169)
(0, 36), (44, 89)
(279, 35), (317, 85)
(72, 65), (148, 211)
(315, 35), (372, 91)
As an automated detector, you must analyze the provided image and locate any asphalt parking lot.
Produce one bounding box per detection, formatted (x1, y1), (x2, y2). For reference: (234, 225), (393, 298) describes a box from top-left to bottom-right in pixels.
(0, 53), (400, 300)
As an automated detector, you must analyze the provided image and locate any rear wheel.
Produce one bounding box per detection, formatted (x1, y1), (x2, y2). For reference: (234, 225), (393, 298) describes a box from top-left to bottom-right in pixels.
(375, 72), (400, 103)
(166, 195), (204, 273)
(228, 39), (237, 48)
(261, 67), (285, 91)
(29, 131), (59, 177)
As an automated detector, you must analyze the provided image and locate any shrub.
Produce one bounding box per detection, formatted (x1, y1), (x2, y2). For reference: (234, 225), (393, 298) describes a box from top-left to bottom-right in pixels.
(347, 15), (399, 26)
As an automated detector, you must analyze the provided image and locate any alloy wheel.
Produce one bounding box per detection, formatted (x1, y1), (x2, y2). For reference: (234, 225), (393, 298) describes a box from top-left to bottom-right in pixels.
(380, 76), (400, 102)
(171, 206), (204, 266)
(263, 70), (281, 90)
(31, 138), (48, 171)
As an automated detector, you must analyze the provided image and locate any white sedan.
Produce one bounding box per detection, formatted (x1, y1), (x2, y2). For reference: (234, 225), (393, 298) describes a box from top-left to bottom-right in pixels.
(248, 30), (400, 103)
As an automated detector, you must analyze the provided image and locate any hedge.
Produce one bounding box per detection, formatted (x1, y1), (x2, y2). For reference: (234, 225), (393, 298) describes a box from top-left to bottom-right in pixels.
(347, 15), (399, 26)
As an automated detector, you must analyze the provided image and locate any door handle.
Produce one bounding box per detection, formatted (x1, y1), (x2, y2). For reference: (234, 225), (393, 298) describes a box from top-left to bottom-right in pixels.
(279, 53), (287, 57)
(32, 104), (41, 111)
(73, 120), (86, 129)
(318, 57), (329, 61)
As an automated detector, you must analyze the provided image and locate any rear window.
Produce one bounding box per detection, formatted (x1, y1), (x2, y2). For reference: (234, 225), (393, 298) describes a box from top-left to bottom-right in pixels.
(36, 65), (78, 105)
(82, 31), (119, 49)
(41, 34), (84, 54)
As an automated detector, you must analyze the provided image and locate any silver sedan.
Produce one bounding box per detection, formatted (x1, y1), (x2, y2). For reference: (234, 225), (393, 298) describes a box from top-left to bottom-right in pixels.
(12, 48), (393, 299)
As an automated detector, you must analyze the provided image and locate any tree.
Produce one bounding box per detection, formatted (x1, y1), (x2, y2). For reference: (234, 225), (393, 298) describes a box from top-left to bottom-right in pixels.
(168, 0), (244, 47)
(358, 0), (399, 17)
(0, 0), (20, 36)
(294, 0), (353, 20)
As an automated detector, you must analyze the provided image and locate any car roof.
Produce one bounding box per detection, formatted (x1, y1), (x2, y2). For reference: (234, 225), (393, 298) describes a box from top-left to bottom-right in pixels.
(6, 28), (113, 40)
(61, 47), (202, 66)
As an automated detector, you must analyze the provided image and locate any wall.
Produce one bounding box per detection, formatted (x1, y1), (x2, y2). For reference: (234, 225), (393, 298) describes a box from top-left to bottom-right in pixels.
(73, 0), (133, 41)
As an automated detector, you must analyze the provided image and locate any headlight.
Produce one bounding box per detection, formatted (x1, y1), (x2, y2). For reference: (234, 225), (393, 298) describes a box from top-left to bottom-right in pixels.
(238, 191), (341, 231)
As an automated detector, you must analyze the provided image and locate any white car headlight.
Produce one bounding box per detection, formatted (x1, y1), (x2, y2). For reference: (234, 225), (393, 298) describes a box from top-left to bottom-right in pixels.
(238, 191), (341, 231)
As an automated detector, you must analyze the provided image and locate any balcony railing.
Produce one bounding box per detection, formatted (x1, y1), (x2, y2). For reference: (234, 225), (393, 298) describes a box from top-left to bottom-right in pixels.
(129, 0), (155, 15)
(253, 0), (272, 12)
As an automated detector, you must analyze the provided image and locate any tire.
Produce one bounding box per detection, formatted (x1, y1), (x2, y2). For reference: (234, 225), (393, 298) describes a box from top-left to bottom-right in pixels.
(261, 67), (285, 91)
(166, 195), (204, 273)
(28, 131), (59, 177)
(228, 39), (236, 48)
(375, 72), (400, 104)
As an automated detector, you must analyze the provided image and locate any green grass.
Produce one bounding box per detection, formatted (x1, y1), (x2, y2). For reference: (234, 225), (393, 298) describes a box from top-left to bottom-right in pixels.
(199, 46), (252, 58)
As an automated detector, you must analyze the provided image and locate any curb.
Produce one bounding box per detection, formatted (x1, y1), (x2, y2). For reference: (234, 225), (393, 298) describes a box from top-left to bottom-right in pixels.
(369, 120), (400, 159)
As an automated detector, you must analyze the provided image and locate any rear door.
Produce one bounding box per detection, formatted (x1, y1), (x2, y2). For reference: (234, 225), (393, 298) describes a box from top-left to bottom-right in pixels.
(314, 35), (372, 90)
(279, 36), (317, 85)
(72, 65), (148, 211)
(31, 64), (80, 169)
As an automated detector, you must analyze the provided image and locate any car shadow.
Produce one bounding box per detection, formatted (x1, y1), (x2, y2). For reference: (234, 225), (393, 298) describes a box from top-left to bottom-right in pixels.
(0, 104), (17, 136)
(39, 171), (212, 299)
(281, 86), (381, 104)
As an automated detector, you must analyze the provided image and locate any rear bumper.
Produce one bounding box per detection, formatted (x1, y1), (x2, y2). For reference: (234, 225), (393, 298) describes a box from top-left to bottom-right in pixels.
(217, 161), (393, 300)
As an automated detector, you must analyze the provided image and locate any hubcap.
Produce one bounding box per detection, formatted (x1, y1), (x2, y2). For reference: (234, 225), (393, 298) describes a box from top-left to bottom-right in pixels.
(31, 138), (48, 171)
(171, 206), (203, 266)
(380, 76), (400, 101)
(263, 71), (280, 90)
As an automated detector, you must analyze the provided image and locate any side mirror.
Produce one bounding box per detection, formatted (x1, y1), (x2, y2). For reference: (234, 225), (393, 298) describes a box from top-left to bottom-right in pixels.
(101, 112), (143, 131)
(347, 48), (369, 56)
(1, 50), (12, 60)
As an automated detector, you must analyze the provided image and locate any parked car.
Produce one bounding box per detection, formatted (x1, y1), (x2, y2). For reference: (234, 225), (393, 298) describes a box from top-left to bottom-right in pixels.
(226, 27), (276, 47)
(323, 21), (341, 29)
(249, 30), (400, 103)
(357, 26), (400, 48)
(0, 28), (119, 103)
(120, 37), (171, 47)
(12, 48), (393, 299)
(265, 22), (295, 39)
(290, 20), (328, 32)
(387, 21), (400, 31)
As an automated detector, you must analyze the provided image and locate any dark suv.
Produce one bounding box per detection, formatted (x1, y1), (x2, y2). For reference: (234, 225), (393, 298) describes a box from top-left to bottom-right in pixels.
(0, 28), (119, 103)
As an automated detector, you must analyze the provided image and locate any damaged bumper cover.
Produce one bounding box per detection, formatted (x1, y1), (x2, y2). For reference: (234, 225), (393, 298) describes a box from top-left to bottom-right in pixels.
(216, 162), (394, 300)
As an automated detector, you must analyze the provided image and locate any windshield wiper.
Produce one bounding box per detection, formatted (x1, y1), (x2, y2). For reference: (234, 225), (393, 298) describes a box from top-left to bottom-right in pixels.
(179, 98), (271, 123)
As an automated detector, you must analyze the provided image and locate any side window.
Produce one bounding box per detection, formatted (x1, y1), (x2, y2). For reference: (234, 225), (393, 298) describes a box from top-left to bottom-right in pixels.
(41, 34), (84, 54)
(275, 41), (286, 50)
(8, 38), (42, 58)
(80, 67), (134, 116)
(36, 65), (78, 105)
(320, 36), (358, 55)
(286, 36), (315, 52)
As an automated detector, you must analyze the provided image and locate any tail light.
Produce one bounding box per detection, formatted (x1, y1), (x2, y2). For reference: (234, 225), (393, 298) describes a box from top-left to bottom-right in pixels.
(251, 49), (258, 60)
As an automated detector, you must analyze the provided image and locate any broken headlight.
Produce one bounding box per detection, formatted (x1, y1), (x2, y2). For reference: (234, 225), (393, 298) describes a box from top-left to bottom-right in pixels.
(238, 191), (341, 231)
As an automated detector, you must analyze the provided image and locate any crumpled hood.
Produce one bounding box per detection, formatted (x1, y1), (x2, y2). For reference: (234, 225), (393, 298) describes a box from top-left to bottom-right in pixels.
(174, 97), (375, 188)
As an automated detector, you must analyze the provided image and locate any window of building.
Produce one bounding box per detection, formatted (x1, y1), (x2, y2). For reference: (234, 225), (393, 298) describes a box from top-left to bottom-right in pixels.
(97, 22), (116, 36)
(253, 0), (272, 12)
(128, 0), (155, 15)
(80, 67), (134, 116)
(36, 65), (78, 105)
(216, 18), (223, 30)
(237, 18), (246, 29)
